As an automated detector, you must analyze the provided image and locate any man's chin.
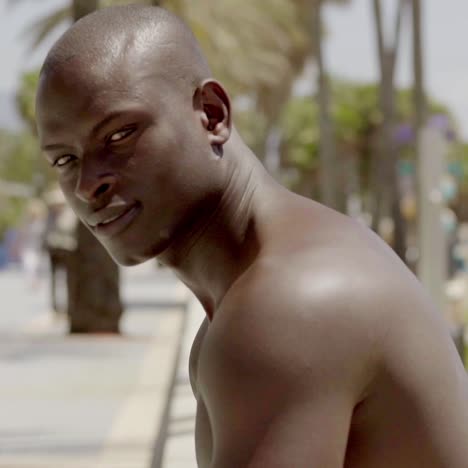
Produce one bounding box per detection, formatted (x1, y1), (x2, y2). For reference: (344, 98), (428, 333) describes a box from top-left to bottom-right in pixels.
(108, 248), (150, 266)
(103, 241), (168, 267)
(99, 231), (173, 267)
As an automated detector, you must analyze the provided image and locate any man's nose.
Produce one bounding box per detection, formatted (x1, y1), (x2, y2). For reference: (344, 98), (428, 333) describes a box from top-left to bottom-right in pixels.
(75, 172), (117, 204)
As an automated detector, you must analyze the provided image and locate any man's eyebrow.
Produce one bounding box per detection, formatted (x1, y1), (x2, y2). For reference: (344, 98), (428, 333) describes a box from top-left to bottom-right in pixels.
(90, 111), (127, 138)
(41, 143), (73, 152)
(41, 108), (148, 151)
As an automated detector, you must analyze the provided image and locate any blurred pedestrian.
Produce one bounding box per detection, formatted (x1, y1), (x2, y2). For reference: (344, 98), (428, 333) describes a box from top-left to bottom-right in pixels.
(18, 198), (46, 288)
(44, 187), (78, 315)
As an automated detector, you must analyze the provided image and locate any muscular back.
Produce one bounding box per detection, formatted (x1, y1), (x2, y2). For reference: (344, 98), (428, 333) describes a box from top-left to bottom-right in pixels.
(189, 199), (468, 468)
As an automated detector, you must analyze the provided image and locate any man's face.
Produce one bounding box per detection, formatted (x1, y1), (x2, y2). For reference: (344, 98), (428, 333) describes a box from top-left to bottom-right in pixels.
(36, 58), (219, 265)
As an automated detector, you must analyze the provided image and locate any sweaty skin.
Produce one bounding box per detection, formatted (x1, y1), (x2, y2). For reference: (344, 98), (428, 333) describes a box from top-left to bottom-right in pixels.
(36, 6), (468, 468)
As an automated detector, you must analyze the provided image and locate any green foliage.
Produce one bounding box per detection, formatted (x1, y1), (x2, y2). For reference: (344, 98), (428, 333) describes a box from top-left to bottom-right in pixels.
(281, 97), (319, 170)
(281, 81), (456, 164)
(278, 80), (458, 197)
(0, 130), (39, 184)
(332, 82), (381, 148)
(0, 125), (53, 240)
(234, 105), (269, 157)
(0, 130), (33, 238)
(16, 70), (40, 132)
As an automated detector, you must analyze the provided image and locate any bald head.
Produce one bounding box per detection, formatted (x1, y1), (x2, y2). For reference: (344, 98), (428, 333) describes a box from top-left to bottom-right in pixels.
(35, 4), (236, 267)
(41, 5), (211, 92)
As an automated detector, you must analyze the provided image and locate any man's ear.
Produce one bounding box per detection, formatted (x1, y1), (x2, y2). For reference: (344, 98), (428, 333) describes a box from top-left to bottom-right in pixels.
(193, 80), (231, 153)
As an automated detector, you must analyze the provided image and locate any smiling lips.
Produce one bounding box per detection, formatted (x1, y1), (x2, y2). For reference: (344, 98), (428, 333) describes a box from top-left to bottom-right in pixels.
(88, 202), (141, 238)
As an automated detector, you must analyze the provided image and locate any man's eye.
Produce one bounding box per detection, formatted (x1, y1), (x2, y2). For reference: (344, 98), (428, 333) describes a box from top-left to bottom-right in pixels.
(108, 127), (136, 143)
(53, 154), (76, 168)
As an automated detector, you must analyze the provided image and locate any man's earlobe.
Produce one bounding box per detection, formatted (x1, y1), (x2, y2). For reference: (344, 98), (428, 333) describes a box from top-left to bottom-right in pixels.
(194, 80), (231, 149)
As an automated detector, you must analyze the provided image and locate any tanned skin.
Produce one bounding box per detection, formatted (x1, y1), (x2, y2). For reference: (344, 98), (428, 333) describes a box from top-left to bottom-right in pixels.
(36, 6), (468, 467)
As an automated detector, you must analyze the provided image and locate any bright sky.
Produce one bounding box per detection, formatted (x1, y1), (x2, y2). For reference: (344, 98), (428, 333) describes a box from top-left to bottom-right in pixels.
(0, 0), (467, 138)
(323, 0), (468, 139)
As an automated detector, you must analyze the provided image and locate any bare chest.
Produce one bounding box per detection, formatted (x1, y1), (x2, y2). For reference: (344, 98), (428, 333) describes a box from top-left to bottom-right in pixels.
(189, 319), (212, 468)
(189, 319), (259, 468)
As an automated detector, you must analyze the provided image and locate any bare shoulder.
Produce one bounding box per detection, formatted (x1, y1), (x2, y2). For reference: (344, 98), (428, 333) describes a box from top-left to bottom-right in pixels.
(213, 220), (465, 400)
(211, 244), (405, 399)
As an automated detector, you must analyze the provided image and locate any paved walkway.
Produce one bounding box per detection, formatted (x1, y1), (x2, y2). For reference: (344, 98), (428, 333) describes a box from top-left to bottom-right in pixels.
(0, 262), (192, 468)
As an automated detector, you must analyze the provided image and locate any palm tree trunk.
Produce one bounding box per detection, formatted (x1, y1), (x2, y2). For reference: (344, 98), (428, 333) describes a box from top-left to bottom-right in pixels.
(66, 0), (123, 334)
(73, 0), (98, 21)
(371, 0), (407, 260)
(412, 0), (429, 273)
(312, 1), (341, 211)
(68, 223), (122, 333)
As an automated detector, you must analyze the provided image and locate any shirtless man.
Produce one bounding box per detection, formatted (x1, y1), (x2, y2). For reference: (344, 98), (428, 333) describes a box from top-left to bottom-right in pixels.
(35, 5), (468, 467)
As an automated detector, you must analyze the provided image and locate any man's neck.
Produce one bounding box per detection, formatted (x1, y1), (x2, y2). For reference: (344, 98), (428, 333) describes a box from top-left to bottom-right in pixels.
(158, 138), (279, 319)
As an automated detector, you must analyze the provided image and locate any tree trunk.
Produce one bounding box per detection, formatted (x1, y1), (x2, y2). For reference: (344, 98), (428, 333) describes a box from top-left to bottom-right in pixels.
(68, 223), (122, 333)
(412, 0), (426, 129)
(371, 0), (407, 260)
(66, 0), (123, 334)
(312, 1), (341, 211)
(412, 0), (429, 274)
(73, 0), (98, 21)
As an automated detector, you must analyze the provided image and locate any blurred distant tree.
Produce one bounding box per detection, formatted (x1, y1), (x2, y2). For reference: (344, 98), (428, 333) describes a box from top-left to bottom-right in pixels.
(411, 0), (427, 133)
(453, 143), (468, 222)
(16, 71), (39, 134)
(73, 0), (98, 20)
(411, 0), (429, 275)
(371, 0), (408, 259)
(14, 1), (123, 333)
(281, 83), (380, 200)
(280, 81), (455, 208)
(65, 0), (123, 334)
(0, 130), (35, 239)
(0, 130), (40, 186)
(15, 71), (51, 195)
(312, 1), (340, 209)
(254, 0), (350, 206)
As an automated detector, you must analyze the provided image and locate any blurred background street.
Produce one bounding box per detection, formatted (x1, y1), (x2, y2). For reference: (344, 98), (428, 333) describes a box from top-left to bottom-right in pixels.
(1, 0), (468, 466)
(0, 262), (202, 467)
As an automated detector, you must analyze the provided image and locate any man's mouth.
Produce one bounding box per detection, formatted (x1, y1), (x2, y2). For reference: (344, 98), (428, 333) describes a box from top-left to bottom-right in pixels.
(99, 212), (126, 226)
(88, 202), (141, 238)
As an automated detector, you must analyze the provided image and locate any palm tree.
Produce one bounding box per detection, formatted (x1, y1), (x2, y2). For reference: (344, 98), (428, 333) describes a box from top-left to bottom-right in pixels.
(411, 0), (429, 277)
(371, 0), (408, 259)
(312, 0), (340, 210)
(16, 0), (123, 333)
(73, 0), (99, 20)
(64, 0), (123, 334)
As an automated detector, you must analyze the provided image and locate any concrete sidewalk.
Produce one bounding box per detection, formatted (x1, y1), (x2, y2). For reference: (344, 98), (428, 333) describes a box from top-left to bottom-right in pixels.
(0, 263), (190, 468)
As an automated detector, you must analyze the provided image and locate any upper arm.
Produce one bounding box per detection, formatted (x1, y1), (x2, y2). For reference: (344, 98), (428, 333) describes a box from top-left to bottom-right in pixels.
(242, 387), (354, 468)
(203, 267), (378, 467)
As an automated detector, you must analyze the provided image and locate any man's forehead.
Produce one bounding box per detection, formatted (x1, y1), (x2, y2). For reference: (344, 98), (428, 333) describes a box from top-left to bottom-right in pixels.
(41, 51), (126, 95)
(37, 73), (151, 145)
(39, 37), (178, 108)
